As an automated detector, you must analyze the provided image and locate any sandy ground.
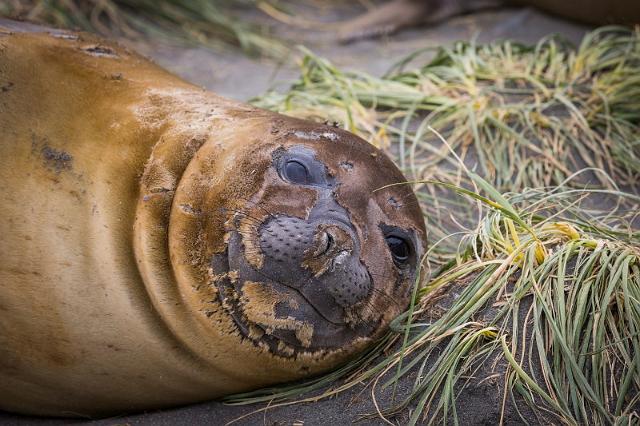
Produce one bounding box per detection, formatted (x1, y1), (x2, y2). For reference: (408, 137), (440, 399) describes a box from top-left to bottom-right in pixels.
(1, 4), (590, 425)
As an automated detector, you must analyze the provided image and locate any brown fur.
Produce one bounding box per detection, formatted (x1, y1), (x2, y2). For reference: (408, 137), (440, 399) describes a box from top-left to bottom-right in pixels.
(0, 22), (426, 417)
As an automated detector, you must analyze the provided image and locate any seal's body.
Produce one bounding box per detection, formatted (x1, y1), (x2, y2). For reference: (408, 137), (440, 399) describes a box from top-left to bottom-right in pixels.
(0, 22), (426, 417)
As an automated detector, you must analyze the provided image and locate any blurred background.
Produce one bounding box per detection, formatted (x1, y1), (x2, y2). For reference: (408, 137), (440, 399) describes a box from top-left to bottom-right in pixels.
(0, 0), (589, 99)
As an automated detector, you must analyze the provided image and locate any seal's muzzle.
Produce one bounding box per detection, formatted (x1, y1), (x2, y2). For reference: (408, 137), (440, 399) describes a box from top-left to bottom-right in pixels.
(224, 175), (376, 352)
(256, 194), (371, 321)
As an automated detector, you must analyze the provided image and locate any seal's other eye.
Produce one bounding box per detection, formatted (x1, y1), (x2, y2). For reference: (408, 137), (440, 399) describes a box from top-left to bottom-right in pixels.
(283, 160), (310, 184)
(386, 236), (410, 265)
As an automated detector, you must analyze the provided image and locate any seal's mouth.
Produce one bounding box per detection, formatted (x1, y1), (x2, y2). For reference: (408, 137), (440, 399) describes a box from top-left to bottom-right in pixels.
(211, 227), (379, 356)
(218, 275), (377, 355)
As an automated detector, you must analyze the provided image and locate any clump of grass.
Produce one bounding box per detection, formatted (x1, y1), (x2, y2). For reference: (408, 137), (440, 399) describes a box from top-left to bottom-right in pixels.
(0, 0), (288, 57)
(231, 29), (640, 422)
(95, 21), (637, 423)
(253, 27), (640, 253)
(394, 182), (640, 425)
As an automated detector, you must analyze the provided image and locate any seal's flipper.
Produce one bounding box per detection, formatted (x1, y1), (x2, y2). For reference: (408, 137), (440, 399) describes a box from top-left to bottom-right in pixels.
(337, 0), (431, 43)
(337, 0), (504, 43)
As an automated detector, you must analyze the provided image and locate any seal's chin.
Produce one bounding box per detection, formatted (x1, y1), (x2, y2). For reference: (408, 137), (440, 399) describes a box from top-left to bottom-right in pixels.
(232, 278), (375, 354)
(215, 276), (379, 356)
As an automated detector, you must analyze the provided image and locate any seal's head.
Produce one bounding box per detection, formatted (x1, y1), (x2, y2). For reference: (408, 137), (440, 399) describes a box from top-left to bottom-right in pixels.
(136, 109), (426, 369)
(210, 118), (426, 356)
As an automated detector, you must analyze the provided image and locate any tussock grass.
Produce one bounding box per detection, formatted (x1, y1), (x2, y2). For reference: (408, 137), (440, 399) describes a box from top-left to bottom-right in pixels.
(226, 28), (640, 424)
(395, 183), (640, 425)
(0, 0), (287, 57)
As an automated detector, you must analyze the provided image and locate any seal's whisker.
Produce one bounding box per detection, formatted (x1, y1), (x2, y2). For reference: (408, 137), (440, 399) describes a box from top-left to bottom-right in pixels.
(368, 271), (396, 280)
(350, 301), (379, 324)
(236, 220), (263, 230)
(370, 287), (401, 308)
(254, 271), (355, 327)
(226, 207), (267, 223)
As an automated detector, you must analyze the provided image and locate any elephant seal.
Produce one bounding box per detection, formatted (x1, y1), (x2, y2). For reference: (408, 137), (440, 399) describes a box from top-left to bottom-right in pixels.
(0, 21), (426, 417)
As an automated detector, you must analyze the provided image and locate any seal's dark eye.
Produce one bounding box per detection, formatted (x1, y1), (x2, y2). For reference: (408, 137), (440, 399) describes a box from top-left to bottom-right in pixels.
(386, 236), (410, 264)
(283, 160), (310, 184)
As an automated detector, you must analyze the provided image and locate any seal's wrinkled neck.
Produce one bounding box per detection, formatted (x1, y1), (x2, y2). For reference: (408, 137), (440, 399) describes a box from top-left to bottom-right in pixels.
(132, 95), (362, 381)
(132, 91), (266, 362)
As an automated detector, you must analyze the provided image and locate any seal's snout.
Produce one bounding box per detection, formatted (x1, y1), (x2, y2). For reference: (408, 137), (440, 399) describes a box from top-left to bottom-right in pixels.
(256, 213), (370, 311)
(304, 223), (370, 307)
(305, 224), (354, 273)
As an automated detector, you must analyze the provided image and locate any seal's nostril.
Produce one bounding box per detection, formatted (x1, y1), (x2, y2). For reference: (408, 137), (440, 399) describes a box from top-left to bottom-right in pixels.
(325, 232), (334, 250)
(315, 231), (333, 257)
